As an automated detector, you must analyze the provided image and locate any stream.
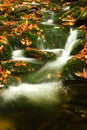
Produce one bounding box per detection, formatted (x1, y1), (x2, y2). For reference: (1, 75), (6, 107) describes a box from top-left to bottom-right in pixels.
(0, 1), (87, 130)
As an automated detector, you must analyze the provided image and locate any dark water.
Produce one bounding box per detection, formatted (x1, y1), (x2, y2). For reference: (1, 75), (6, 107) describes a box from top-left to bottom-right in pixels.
(0, 81), (87, 130)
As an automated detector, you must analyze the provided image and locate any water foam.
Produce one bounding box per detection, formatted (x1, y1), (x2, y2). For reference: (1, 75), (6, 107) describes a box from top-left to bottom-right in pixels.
(12, 50), (38, 63)
(38, 28), (78, 71)
(1, 82), (66, 105)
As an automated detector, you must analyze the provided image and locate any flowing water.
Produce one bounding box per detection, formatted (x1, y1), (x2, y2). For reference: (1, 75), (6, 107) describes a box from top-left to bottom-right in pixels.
(1, 28), (78, 105)
(1, 27), (87, 130)
(12, 50), (38, 63)
(41, 10), (55, 25)
(0, 1), (87, 129)
(37, 28), (78, 71)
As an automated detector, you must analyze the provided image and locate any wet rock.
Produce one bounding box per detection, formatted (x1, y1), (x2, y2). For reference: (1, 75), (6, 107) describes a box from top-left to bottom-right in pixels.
(61, 59), (87, 81)
(70, 38), (87, 55)
(24, 47), (56, 60)
(75, 8), (87, 26)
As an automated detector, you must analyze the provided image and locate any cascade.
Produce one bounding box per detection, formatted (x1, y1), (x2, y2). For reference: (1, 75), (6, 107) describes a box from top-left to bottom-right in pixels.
(64, 28), (79, 56)
(1, 81), (65, 105)
(41, 11), (54, 25)
(1, 28), (78, 105)
(37, 36), (46, 50)
(39, 28), (78, 71)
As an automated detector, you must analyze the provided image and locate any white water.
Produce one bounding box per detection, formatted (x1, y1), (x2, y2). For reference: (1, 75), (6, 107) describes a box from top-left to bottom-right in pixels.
(1, 28), (78, 105)
(37, 36), (46, 50)
(64, 28), (79, 56)
(41, 11), (54, 25)
(12, 50), (38, 63)
(43, 48), (64, 55)
(31, 1), (40, 5)
(38, 28), (78, 71)
(41, 19), (54, 25)
(62, 6), (70, 11)
(1, 82), (66, 105)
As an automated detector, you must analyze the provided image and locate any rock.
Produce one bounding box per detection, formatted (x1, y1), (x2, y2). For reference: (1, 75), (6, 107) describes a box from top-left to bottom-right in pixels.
(24, 47), (56, 60)
(61, 59), (87, 81)
(0, 43), (12, 60)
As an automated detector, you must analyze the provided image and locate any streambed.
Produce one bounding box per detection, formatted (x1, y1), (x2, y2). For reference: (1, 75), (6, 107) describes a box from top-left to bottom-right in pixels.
(0, 0), (87, 130)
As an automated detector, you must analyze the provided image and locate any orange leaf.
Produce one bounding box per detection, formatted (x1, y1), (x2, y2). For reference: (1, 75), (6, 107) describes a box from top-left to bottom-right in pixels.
(83, 68), (87, 79)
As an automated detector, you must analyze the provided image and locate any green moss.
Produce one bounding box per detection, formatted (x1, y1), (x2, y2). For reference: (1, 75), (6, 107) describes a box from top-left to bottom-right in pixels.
(0, 15), (6, 20)
(24, 48), (56, 60)
(61, 59), (87, 81)
(1, 60), (43, 74)
(38, 24), (69, 49)
(1, 61), (29, 74)
(75, 9), (87, 26)
(70, 38), (87, 55)
(21, 31), (38, 48)
(77, 9), (87, 20)
(7, 34), (23, 49)
(0, 43), (12, 60)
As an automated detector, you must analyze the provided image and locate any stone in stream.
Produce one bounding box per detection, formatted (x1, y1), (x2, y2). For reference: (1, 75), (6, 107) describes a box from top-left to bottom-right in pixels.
(24, 47), (56, 60)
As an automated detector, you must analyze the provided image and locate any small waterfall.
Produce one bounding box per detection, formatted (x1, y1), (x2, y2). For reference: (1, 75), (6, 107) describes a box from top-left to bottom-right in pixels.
(63, 28), (78, 56)
(11, 28), (78, 73)
(43, 48), (64, 55)
(1, 28), (78, 105)
(40, 28), (78, 70)
(12, 50), (24, 58)
(41, 11), (54, 25)
(1, 81), (67, 105)
(37, 36), (46, 50)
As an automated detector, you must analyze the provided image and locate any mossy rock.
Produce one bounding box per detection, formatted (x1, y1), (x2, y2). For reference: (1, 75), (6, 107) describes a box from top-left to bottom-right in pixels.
(71, 0), (87, 7)
(61, 59), (87, 81)
(70, 38), (87, 55)
(77, 9), (87, 20)
(0, 64), (19, 86)
(24, 48), (56, 60)
(0, 60), (43, 86)
(0, 43), (12, 60)
(1, 61), (38, 74)
(63, 6), (80, 18)
(75, 9), (87, 26)
(21, 31), (38, 48)
(0, 15), (6, 20)
(54, 6), (80, 24)
(7, 34), (22, 50)
(77, 30), (85, 39)
(7, 26), (43, 49)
